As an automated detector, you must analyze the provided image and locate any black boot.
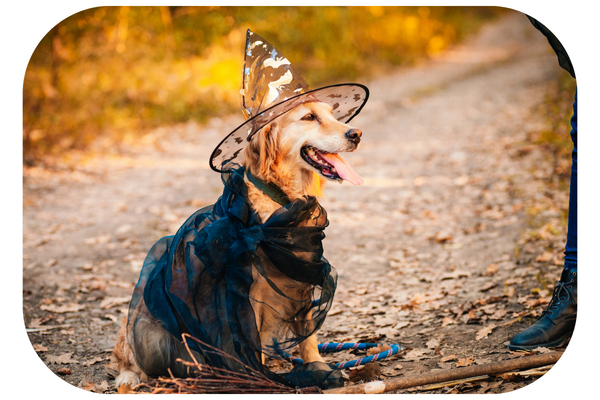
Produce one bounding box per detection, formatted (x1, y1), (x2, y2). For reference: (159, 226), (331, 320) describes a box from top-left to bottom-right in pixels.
(509, 268), (577, 351)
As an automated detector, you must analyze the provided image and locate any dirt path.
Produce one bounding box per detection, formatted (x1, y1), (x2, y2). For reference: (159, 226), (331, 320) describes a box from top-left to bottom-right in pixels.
(23, 11), (574, 394)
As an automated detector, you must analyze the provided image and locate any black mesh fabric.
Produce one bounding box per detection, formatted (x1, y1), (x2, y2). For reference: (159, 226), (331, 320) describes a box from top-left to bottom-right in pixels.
(126, 165), (342, 388)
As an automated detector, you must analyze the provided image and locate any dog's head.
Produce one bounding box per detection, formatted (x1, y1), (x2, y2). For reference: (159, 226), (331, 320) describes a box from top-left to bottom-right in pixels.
(244, 101), (364, 191)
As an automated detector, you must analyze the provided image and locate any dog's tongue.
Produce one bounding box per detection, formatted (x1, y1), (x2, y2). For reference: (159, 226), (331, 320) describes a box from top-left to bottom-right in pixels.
(320, 153), (364, 186)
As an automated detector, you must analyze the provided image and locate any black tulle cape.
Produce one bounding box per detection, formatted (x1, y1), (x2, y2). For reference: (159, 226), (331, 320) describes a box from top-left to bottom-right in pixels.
(126, 165), (342, 388)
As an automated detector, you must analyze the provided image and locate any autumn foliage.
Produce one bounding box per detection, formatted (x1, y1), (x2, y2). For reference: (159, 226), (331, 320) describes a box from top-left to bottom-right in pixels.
(23, 6), (505, 163)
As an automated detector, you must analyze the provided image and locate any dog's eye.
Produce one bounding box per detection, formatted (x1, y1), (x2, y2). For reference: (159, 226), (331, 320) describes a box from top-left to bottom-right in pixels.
(301, 113), (316, 121)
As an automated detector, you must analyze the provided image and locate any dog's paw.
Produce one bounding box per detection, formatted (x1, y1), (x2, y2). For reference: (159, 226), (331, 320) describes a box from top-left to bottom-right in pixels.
(115, 370), (140, 389)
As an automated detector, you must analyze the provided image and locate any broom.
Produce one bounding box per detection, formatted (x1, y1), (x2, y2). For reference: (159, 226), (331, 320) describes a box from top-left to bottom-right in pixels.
(136, 333), (322, 394)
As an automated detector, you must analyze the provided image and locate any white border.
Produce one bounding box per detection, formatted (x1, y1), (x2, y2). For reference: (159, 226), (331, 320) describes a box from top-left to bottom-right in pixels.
(6, 1), (595, 399)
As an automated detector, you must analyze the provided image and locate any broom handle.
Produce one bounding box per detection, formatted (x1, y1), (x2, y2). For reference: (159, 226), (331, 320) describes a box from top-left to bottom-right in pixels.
(324, 351), (563, 394)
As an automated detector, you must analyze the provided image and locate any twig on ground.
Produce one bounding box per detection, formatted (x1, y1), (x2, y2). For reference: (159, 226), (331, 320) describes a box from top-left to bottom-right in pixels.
(324, 351), (563, 394)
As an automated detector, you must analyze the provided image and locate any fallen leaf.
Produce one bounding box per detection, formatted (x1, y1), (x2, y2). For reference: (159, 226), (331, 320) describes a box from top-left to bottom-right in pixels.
(116, 224), (133, 235)
(374, 316), (396, 327)
(393, 321), (410, 330)
(83, 356), (105, 366)
(40, 303), (86, 313)
(44, 259), (58, 268)
(404, 349), (431, 360)
(454, 175), (469, 186)
(441, 317), (455, 327)
(349, 363), (382, 382)
(375, 327), (397, 339)
(83, 381), (109, 393)
(476, 324), (497, 340)
(486, 264), (499, 274)
(98, 381), (110, 393)
(117, 384), (135, 394)
(504, 278), (523, 285)
(33, 344), (48, 352)
(80, 279), (106, 292)
(456, 357), (474, 367)
(531, 347), (553, 354)
(535, 252), (553, 262)
(443, 243), (463, 250)
(441, 355), (457, 362)
(99, 296), (131, 309)
(47, 352), (79, 364)
(367, 344), (392, 356)
(354, 287), (369, 295)
(383, 364), (404, 377)
(330, 326), (351, 334)
(490, 309), (508, 320)
(83, 234), (111, 245)
(480, 282), (496, 292)
(441, 270), (470, 280)
(432, 231), (453, 243)
(28, 315), (54, 328)
(426, 338), (442, 349)
(103, 314), (120, 323)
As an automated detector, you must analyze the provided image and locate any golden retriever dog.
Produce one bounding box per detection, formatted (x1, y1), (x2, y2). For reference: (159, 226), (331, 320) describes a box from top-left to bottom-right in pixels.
(112, 100), (363, 388)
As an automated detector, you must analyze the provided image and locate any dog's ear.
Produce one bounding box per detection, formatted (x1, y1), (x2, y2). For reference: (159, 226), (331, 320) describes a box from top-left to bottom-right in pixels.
(257, 121), (280, 176)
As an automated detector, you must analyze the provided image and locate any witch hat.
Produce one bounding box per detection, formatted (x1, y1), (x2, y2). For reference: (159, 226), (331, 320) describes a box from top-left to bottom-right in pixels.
(209, 30), (369, 172)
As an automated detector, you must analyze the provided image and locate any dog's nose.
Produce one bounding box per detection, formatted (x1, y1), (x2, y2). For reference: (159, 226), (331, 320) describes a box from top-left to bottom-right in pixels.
(346, 129), (362, 143)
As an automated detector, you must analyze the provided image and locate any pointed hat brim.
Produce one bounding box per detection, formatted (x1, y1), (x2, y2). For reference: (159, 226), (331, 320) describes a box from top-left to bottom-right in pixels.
(209, 30), (369, 172)
(209, 83), (369, 172)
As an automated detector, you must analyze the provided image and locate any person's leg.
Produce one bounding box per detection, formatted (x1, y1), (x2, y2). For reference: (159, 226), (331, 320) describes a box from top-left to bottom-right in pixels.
(564, 90), (577, 270)
(509, 90), (577, 351)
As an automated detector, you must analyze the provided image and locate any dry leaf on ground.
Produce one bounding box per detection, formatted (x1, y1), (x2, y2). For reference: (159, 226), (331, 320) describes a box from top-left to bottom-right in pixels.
(47, 352), (79, 364)
(367, 344), (392, 356)
(83, 356), (105, 366)
(480, 282), (496, 292)
(33, 344), (48, 352)
(486, 264), (499, 274)
(476, 324), (497, 340)
(117, 384), (136, 394)
(374, 316), (397, 327)
(440, 354), (457, 362)
(99, 296), (131, 309)
(83, 381), (110, 393)
(393, 321), (410, 329)
(40, 303), (85, 313)
(375, 327), (397, 339)
(83, 234), (111, 245)
(349, 363), (382, 382)
(456, 357), (474, 367)
(426, 338), (442, 349)
(535, 252), (553, 262)
(404, 349), (431, 360)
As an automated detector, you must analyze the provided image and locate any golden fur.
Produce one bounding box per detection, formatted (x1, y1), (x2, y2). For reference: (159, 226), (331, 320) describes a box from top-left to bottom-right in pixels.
(111, 101), (362, 388)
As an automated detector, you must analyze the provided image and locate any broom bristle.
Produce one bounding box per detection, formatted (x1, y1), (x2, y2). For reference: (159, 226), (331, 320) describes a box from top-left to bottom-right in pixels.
(136, 333), (322, 394)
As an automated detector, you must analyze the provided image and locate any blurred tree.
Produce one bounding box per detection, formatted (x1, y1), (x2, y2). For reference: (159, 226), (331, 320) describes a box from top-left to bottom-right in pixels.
(23, 6), (505, 163)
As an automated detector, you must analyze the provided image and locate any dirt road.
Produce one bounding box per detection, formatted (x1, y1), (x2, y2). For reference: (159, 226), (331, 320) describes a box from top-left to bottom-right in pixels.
(23, 10), (574, 394)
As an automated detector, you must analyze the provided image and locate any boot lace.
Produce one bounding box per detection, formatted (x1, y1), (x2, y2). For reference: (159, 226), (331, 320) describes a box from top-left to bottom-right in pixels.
(543, 281), (573, 316)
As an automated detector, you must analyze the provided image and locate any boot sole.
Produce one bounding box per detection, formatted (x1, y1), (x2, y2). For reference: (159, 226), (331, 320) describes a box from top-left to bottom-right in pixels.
(508, 335), (570, 351)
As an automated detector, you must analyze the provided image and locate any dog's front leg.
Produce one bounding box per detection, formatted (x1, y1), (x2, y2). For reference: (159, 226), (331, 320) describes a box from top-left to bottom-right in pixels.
(298, 332), (325, 363)
(296, 308), (325, 363)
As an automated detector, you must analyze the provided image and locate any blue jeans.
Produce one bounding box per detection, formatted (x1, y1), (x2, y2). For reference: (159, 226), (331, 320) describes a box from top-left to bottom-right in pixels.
(564, 90), (577, 269)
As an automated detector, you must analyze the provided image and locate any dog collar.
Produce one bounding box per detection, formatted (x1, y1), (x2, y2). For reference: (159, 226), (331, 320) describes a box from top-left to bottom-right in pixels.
(245, 169), (291, 207)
